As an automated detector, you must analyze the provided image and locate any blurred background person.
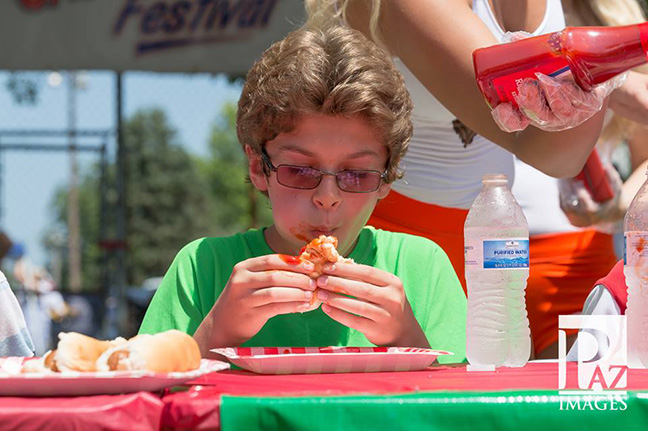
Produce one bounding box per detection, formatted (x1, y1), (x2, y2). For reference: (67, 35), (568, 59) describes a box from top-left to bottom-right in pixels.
(0, 232), (34, 357)
(0, 231), (12, 265)
(9, 242), (67, 355)
(0, 271), (35, 357)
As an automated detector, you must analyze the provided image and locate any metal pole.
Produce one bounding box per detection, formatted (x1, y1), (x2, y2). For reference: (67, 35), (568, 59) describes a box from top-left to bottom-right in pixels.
(98, 140), (109, 326)
(67, 71), (83, 292)
(0, 143), (103, 152)
(116, 72), (128, 336)
(103, 72), (127, 339)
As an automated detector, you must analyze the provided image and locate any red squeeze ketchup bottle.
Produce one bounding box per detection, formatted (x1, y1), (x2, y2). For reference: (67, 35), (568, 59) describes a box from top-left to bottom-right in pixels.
(473, 23), (648, 202)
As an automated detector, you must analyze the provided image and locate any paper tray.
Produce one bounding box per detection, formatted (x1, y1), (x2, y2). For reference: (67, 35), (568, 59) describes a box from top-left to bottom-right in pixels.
(212, 346), (452, 374)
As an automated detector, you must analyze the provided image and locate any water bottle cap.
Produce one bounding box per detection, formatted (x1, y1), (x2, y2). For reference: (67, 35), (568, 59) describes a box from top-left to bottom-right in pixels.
(482, 173), (508, 184)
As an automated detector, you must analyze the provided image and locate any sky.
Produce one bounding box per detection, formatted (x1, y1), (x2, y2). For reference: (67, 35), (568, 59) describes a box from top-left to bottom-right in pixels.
(0, 70), (243, 267)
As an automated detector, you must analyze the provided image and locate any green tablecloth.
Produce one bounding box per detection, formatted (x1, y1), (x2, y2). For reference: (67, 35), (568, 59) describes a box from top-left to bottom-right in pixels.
(221, 390), (648, 431)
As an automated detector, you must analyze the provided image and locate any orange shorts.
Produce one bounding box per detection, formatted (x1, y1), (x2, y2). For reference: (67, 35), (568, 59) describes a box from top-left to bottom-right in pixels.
(368, 190), (468, 292)
(527, 230), (617, 354)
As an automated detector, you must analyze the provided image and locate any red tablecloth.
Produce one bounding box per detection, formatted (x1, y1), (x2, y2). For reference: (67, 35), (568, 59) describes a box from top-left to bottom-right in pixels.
(0, 392), (163, 431)
(160, 362), (648, 431)
(2, 362), (645, 431)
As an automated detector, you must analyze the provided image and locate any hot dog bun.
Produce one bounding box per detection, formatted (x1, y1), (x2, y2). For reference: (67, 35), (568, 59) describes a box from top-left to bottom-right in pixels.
(96, 330), (201, 373)
(20, 354), (53, 373)
(54, 332), (126, 372)
(21, 332), (126, 373)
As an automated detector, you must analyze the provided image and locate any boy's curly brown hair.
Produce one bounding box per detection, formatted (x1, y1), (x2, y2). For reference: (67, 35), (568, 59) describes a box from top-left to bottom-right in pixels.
(237, 25), (413, 183)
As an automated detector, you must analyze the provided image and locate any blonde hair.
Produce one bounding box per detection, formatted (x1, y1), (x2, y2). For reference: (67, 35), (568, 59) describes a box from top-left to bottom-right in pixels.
(305, 0), (385, 47)
(237, 25), (413, 183)
(588, 0), (646, 26)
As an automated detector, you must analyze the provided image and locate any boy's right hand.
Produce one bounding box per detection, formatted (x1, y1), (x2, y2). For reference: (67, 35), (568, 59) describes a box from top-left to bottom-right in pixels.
(203, 255), (317, 347)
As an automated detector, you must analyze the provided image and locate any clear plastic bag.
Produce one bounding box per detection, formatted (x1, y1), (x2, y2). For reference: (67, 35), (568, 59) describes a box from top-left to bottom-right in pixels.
(491, 32), (627, 133)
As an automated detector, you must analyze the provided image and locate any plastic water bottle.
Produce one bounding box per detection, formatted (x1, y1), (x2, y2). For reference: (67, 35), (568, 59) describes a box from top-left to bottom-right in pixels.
(624, 167), (648, 369)
(464, 174), (531, 368)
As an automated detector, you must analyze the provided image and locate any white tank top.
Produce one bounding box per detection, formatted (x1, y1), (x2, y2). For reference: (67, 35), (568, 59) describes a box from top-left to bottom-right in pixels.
(511, 159), (579, 235)
(392, 0), (566, 210)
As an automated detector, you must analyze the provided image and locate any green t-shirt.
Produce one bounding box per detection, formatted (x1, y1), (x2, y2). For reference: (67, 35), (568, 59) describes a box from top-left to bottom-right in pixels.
(139, 227), (466, 363)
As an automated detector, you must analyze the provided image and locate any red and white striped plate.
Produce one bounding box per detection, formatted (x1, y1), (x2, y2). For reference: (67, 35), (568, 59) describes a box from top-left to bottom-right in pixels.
(211, 347), (452, 374)
(0, 357), (229, 396)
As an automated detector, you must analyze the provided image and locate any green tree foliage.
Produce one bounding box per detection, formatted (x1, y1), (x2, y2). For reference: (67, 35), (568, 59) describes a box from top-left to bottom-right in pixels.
(47, 108), (214, 288)
(5, 72), (41, 105)
(45, 104), (274, 290)
(124, 109), (213, 285)
(197, 102), (273, 235)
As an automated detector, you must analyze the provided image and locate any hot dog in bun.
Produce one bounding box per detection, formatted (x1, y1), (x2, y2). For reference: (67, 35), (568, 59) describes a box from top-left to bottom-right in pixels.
(96, 330), (201, 373)
(22, 332), (126, 373)
(299, 235), (353, 312)
(21, 330), (201, 374)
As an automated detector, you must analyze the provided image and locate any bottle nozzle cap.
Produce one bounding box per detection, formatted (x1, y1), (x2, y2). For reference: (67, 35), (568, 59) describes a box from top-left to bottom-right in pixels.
(482, 173), (508, 184)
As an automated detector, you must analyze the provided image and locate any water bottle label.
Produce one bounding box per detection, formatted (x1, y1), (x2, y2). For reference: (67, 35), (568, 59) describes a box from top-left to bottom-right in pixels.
(625, 232), (648, 267)
(465, 238), (529, 269)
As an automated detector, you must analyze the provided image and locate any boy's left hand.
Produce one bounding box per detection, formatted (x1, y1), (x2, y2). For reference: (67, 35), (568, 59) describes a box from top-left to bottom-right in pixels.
(316, 262), (430, 348)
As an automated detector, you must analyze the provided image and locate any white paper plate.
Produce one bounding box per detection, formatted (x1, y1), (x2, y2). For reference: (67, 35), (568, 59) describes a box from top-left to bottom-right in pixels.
(0, 357), (229, 396)
(211, 346), (452, 374)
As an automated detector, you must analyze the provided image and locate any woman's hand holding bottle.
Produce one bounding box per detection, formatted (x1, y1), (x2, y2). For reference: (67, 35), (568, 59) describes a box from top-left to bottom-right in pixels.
(482, 30), (631, 133)
(493, 72), (625, 133)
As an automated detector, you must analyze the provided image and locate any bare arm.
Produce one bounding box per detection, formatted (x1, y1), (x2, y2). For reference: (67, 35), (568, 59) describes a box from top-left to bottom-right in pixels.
(346, 0), (606, 177)
(609, 72), (648, 126)
(621, 125), (648, 212)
